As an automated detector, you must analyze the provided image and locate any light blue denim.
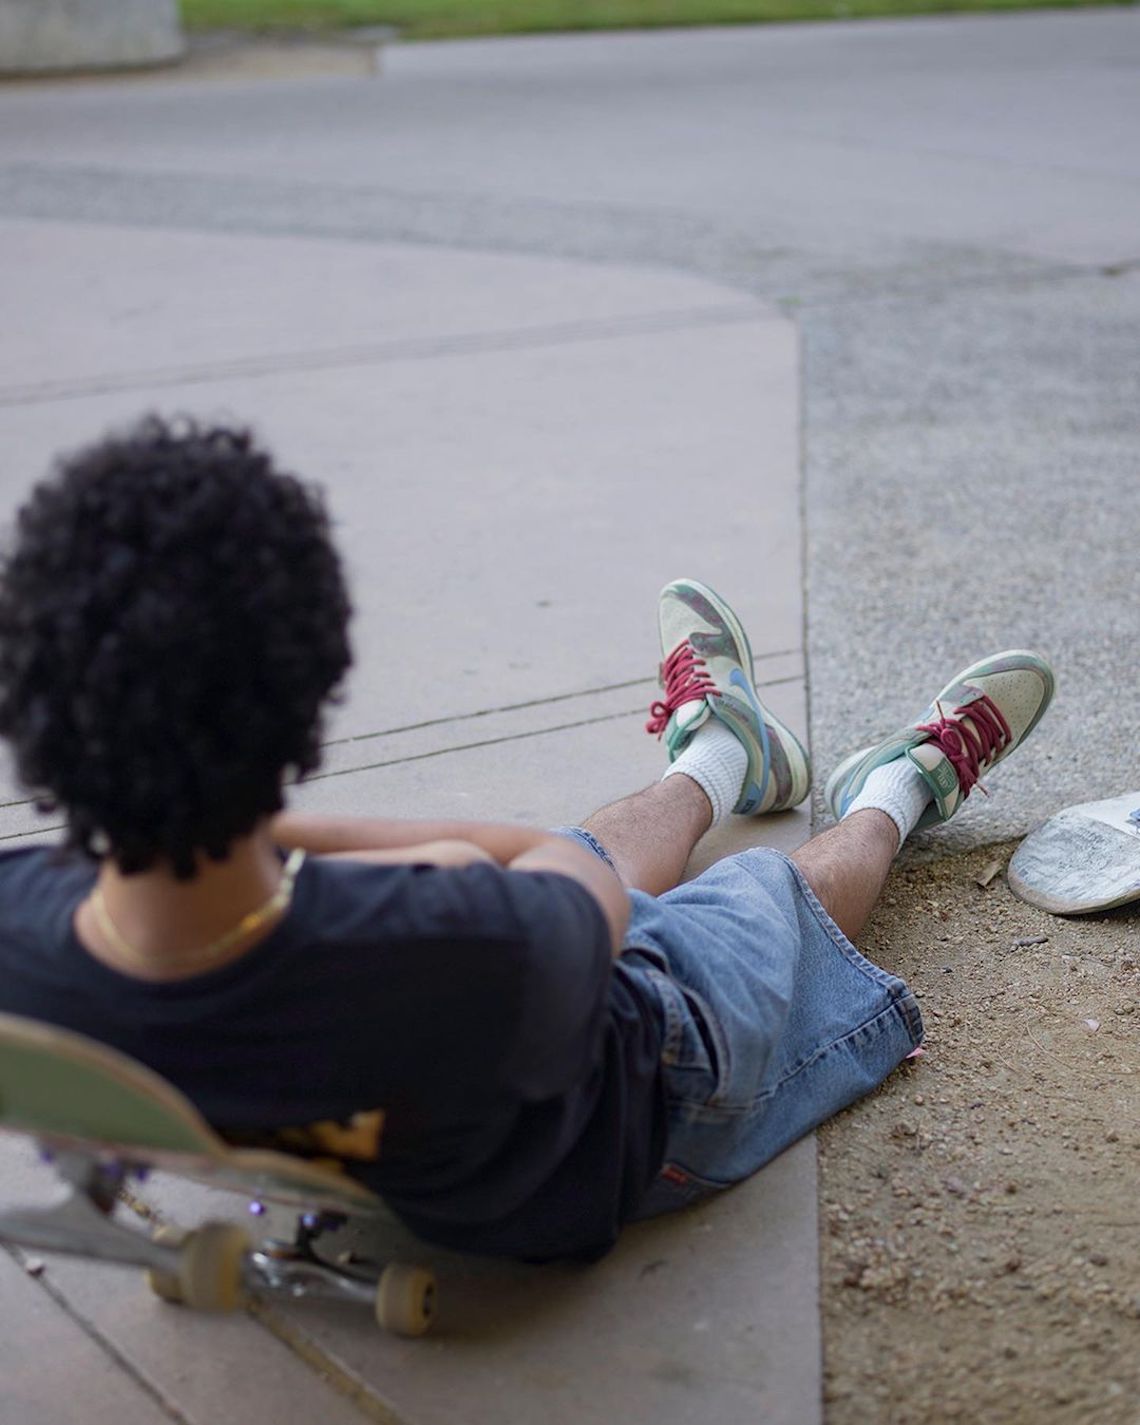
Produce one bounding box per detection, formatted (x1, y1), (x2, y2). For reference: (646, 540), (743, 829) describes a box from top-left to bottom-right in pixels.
(558, 829), (925, 1217)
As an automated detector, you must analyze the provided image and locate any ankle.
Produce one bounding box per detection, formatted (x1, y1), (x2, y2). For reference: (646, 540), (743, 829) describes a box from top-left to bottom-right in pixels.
(843, 756), (933, 852)
(662, 717), (748, 828)
(657, 769), (716, 835)
(842, 807), (902, 857)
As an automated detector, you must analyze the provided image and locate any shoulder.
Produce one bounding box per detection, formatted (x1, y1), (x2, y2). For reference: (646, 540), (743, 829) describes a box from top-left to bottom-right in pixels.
(0, 845), (93, 903)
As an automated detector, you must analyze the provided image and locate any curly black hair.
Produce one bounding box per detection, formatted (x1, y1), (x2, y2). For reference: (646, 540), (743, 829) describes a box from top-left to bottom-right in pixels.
(0, 416), (353, 878)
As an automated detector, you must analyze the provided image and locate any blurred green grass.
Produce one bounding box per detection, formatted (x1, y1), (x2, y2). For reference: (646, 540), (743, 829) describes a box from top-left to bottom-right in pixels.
(180, 0), (1125, 42)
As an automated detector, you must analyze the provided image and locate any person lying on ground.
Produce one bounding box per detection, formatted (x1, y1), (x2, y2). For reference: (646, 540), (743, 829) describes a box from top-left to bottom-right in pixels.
(0, 417), (1054, 1260)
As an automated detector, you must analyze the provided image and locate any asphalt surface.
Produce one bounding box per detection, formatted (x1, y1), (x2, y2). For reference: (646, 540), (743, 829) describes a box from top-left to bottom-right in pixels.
(807, 267), (1140, 852)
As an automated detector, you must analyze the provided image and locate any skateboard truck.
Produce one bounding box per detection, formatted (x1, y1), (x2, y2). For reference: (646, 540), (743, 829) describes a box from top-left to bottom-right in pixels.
(248, 1209), (392, 1309)
(0, 1150), (176, 1275)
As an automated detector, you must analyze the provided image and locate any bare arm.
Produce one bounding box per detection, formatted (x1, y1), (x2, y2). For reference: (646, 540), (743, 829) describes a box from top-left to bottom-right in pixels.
(320, 839), (497, 869)
(272, 812), (554, 864)
(271, 812), (630, 954)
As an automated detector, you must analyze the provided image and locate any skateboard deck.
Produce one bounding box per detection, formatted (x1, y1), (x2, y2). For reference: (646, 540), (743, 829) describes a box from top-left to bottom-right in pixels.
(1008, 791), (1140, 915)
(0, 1011), (380, 1212)
(0, 1013), (435, 1333)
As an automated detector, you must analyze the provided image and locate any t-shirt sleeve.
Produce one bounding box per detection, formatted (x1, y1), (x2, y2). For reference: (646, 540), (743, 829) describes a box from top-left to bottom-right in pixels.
(493, 867), (615, 1101)
(409, 861), (615, 1102)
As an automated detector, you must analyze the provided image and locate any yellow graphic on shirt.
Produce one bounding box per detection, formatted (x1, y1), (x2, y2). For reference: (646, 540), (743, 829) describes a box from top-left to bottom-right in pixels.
(304, 1109), (385, 1161)
(224, 1109), (385, 1168)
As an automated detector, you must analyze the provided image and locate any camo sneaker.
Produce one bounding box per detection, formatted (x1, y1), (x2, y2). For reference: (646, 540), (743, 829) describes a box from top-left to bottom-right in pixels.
(646, 579), (811, 815)
(825, 650), (1055, 831)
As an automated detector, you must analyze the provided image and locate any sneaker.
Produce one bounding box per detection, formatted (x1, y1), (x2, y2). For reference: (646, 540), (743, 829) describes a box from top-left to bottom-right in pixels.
(646, 578), (811, 815)
(825, 650), (1055, 831)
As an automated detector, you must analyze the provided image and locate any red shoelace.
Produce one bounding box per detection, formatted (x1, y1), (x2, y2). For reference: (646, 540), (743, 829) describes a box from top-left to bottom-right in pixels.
(915, 694), (1012, 797)
(646, 640), (721, 738)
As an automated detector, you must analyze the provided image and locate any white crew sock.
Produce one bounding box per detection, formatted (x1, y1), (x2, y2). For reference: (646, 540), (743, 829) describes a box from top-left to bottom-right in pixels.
(844, 757), (933, 850)
(662, 709), (748, 827)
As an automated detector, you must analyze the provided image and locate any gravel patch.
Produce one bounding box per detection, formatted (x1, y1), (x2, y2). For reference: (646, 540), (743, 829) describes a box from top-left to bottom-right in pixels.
(820, 843), (1139, 1424)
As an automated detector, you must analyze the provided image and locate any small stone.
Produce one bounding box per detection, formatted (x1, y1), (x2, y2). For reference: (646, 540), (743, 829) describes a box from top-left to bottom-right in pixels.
(913, 1094), (925, 1105)
(1106, 1130), (1119, 1143)
(23, 1258), (45, 1278)
(1089, 1252), (1109, 1267)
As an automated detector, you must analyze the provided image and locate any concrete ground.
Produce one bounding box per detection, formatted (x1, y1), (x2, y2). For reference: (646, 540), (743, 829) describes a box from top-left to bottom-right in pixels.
(0, 9), (1136, 1423)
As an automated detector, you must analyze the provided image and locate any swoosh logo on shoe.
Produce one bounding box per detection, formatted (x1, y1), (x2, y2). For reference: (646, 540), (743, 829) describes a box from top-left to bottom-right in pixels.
(692, 628), (742, 663)
(729, 669), (771, 806)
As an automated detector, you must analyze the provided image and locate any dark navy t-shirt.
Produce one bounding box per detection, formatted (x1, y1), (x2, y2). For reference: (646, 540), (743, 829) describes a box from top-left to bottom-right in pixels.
(0, 847), (666, 1260)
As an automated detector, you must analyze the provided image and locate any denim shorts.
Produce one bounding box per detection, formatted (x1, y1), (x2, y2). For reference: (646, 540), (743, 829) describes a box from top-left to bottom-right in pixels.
(560, 829), (925, 1218)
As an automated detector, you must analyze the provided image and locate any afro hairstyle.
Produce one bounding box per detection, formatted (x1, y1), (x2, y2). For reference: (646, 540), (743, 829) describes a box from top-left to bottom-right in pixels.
(0, 416), (353, 878)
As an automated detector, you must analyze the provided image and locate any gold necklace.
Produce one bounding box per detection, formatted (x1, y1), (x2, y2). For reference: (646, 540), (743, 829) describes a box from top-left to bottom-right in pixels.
(90, 848), (306, 971)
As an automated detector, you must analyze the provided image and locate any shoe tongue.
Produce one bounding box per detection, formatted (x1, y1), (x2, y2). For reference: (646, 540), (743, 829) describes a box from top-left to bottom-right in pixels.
(908, 741), (962, 804)
(675, 699), (711, 733)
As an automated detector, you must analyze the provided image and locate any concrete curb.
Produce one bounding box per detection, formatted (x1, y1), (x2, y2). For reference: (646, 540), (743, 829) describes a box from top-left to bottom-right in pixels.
(0, 0), (184, 75)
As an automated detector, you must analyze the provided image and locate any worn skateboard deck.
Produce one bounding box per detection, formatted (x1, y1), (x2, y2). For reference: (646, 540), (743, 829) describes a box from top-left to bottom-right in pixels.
(0, 1014), (437, 1335)
(1008, 792), (1140, 916)
(0, 1012), (380, 1214)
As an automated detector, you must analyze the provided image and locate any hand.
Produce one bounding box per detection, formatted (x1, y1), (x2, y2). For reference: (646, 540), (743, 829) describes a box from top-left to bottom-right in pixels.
(405, 839), (498, 868)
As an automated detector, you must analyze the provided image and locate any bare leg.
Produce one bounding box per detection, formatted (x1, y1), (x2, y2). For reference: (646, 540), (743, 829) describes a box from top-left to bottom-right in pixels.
(791, 808), (898, 942)
(584, 779), (898, 937)
(581, 774), (712, 896)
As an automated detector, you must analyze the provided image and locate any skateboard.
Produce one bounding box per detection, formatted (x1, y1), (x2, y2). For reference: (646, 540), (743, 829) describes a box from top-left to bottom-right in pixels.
(1008, 791), (1140, 916)
(0, 1012), (436, 1334)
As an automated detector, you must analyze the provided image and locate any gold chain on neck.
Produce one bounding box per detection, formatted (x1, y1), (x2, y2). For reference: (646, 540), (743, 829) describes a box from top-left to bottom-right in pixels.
(90, 848), (306, 971)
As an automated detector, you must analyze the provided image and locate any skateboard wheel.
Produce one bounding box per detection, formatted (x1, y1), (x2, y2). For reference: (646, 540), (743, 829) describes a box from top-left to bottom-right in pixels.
(375, 1263), (437, 1336)
(177, 1222), (250, 1312)
(145, 1224), (188, 1305)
